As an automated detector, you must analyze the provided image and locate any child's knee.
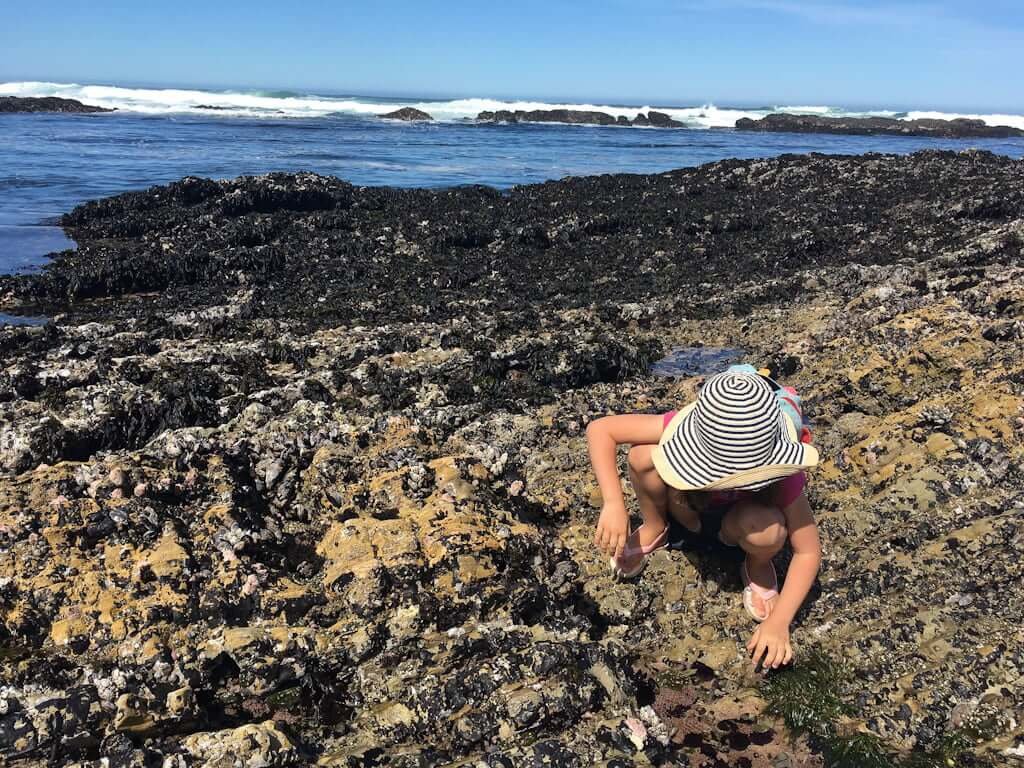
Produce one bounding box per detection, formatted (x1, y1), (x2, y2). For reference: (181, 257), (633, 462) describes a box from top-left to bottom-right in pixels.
(627, 444), (655, 474)
(734, 503), (787, 549)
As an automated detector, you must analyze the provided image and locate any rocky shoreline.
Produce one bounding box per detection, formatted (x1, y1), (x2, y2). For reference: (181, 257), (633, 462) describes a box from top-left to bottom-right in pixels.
(0, 96), (114, 114)
(1, 151), (1023, 766)
(735, 112), (1024, 138)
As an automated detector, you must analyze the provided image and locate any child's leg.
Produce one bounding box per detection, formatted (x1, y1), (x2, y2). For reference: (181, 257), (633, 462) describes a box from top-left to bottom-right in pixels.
(667, 489), (701, 533)
(721, 502), (787, 616)
(626, 444), (669, 546)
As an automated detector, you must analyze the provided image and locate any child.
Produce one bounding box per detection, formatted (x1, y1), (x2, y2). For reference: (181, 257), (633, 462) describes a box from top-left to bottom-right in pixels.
(585, 367), (821, 670)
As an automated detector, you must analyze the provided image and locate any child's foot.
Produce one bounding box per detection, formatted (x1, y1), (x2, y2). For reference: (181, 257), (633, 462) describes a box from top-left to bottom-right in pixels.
(741, 558), (779, 622)
(635, 523), (666, 548)
(611, 524), (668, 579)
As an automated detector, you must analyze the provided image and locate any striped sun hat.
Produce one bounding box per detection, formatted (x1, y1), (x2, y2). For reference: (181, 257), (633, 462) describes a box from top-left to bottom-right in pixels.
(651, 371), (818, 491)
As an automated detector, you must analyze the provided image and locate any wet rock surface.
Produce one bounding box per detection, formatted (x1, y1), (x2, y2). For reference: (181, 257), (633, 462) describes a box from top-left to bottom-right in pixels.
(476, 109), (685, 127)
(1, 150), (1023, 765)
(477, 108), (621, 126)
(735, 112), (1024, 138)
(0, 97), (115, 114)
(646, 111), (684, 129)
(379, 108), (433, 122)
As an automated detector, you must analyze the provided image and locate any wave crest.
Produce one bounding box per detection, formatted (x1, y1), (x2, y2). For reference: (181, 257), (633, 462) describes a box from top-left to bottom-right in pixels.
(2, 82), (1021, 130)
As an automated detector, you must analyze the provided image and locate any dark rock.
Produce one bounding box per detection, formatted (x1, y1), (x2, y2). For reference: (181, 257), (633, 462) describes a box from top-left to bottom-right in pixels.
(6, 151), (1019, 318)
(476, 109), (619, 126)
(193, 104), (231, 111)
(0, 96), (114, 114)
(645, 110), (684, 128)
(379, 107), (433, 121)
(735, 112), (1024, 138)
(474, 109), (688, 129)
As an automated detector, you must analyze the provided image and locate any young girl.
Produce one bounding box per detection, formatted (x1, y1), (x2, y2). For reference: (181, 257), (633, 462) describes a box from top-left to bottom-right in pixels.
(586, 367), (820, 670)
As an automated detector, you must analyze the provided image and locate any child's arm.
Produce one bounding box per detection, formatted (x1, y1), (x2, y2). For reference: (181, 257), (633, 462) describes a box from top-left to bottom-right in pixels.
(747, 492), (821, 669)
(586, 415), (665, 557)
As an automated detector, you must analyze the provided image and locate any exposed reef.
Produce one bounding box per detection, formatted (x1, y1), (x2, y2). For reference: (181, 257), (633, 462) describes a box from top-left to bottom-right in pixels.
(0, 96), (115, 114)
(1, 151), (1023, 765)
(476, 109), (684, 127)
(735, 112), (1024, 138)
(477, 108), (620, 126)
(645, 110), (684, 128)
(379, 107), (433, 121)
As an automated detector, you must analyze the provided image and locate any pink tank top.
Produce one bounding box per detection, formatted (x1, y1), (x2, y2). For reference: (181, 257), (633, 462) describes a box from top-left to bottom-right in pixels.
(662, 410), (806, 508)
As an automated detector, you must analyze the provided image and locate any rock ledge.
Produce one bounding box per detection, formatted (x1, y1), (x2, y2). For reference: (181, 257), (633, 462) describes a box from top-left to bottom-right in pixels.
(736, 112), (1024, 138)
(0, 96), (115, 114)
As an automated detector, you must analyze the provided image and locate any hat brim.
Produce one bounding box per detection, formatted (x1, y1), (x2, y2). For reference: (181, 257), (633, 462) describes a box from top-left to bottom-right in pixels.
(651, 403), (819, 492)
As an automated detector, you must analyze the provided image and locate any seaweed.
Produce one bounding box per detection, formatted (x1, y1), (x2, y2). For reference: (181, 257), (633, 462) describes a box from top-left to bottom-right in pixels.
(762, 650), (846, 737)
(762, 650), (995, 768)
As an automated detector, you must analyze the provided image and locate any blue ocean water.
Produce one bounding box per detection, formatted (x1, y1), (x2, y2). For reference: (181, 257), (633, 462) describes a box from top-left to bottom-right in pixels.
(2, 91), (1023, 276)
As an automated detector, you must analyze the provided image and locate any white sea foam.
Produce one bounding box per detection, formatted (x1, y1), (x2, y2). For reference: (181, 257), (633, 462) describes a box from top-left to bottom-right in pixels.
(423, 98), (769, 127)
(0, 81), (359, 117)
(906, 109), (1024, 132)
(1, 81), (1021, 130)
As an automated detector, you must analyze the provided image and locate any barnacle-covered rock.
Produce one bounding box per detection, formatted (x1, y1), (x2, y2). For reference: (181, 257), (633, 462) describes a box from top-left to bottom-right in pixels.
(1, 151), (1023, 764)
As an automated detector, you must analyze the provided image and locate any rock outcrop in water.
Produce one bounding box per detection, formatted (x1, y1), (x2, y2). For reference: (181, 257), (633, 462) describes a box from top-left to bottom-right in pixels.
(477, 108), (621, 126)
(379, 107), (433, 121)
(646, 110), (684, 128)
(476, 109), (685, 127)
(0, 96), (115, 114)
(735, 112), (1024, 138)
(1, 151), (1024, 765)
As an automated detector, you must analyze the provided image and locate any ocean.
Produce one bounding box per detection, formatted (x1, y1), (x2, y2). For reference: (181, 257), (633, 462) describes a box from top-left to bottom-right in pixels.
(3, 80), (1024, 276)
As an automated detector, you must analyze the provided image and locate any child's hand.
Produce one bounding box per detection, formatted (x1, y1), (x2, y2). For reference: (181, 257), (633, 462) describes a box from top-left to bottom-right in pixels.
(594, 502), (629, 558)
(747, 619), (793, 671)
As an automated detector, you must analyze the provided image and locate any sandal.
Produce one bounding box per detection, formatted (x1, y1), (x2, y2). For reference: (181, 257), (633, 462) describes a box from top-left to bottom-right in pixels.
(610, 525), (668, 580)
(741, 559), (779, 622)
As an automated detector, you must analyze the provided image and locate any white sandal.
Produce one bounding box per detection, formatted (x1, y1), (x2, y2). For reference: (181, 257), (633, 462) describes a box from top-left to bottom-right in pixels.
(610, 525), (668, 580)
(741, 560), (779, 622)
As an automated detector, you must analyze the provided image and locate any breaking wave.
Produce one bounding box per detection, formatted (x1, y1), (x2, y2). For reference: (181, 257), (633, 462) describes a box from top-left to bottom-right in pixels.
(2, 81), (1022, 130)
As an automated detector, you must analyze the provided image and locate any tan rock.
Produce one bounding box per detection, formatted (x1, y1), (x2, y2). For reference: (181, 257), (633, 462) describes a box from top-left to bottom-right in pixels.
(134, 526), (190, 581)
(180, 721), (298, 766)
(50, 613), (95, 648)
(114, 693), (157, 734)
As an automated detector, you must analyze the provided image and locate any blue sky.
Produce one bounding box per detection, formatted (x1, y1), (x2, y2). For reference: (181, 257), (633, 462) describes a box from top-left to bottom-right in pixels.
(1, 1), (1021, 110)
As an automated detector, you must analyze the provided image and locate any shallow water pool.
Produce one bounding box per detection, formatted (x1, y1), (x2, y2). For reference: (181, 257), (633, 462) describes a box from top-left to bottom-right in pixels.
(0, 224), (76, 274)
(650, 346), (744, 377)
(0, 312), (50, 327)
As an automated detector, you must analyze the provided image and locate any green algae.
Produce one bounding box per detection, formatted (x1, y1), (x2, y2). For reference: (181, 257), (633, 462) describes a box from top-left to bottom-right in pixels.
(762, 650), (994, 768)
(827, 732), (894, 768)
(0, 643), (34, 663)
(762, 649), (846, 735)
(903, 728), (999, 768)
(265, 685), (302, 710)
